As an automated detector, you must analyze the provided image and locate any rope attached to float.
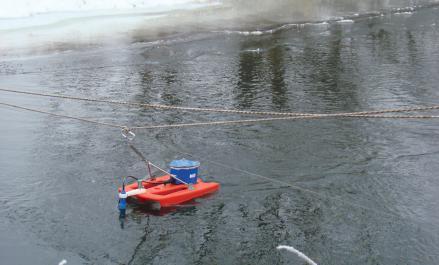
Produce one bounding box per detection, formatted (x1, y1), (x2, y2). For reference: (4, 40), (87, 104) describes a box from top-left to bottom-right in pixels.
(2, 89), (439, 227)
(175, 150), (408, 221)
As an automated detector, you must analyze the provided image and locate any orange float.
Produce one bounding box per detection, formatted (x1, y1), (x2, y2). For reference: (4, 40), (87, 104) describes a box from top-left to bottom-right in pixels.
(118, 159), (220, 209)
(121, 176), (220, 207)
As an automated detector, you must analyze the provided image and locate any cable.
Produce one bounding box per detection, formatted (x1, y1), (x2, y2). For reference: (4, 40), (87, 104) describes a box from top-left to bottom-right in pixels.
(0, 101), (125, 129)
(1, 100), (438, 228)
(2, 101), (439, 134)
(2, 88), (439, 117)
(176, 150), (405, 220)
(176, 150), (439, 230)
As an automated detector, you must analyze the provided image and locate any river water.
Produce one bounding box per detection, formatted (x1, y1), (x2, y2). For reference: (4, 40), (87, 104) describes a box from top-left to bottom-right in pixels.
(1, 2), (439, 265)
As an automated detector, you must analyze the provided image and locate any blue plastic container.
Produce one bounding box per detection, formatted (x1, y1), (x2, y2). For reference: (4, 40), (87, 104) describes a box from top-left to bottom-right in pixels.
(169, 159), (200, 185)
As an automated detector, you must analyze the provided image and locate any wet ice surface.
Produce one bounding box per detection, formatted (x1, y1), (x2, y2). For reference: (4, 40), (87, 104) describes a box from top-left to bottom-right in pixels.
(1, 0), (439, 56)
(1, 5), (439, 265)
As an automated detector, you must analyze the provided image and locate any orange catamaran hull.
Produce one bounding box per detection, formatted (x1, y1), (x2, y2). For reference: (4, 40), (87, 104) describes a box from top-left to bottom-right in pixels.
(120, 175), (220, 207)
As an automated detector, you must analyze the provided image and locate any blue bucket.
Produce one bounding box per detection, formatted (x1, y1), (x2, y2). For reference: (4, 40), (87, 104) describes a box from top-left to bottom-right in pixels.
(169, 159), (200, 185)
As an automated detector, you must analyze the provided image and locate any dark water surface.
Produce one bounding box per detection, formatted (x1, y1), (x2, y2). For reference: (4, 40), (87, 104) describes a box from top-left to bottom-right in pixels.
(1, 6), (439, 265)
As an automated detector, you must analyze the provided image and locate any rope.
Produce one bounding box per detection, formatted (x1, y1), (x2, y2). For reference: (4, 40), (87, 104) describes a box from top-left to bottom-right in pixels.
(130, 114), (439, 130)
(177, 150), (439, 231)
(0, 62), (150, 76)
(2, 99), (439, 227)
(0, 102), (125, 129)
(2, 88), (439, 117)
(277, 246), (318, 265)
(176, 151), (405, 220)
(2, 102), (438, 227)
(2, 102), (439, 133)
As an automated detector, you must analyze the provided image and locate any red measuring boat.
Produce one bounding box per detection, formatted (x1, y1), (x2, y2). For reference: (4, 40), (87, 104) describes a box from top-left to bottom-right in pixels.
(121, 175), (219, 207)
(118, 159), (220, 209)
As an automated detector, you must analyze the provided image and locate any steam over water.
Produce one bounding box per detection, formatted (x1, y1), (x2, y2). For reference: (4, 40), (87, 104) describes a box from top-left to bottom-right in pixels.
(1, 0), (438, 56)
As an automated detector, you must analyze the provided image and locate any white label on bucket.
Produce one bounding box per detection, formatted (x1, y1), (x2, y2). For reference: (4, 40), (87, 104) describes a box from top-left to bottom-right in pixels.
(189, 173), (196, 179)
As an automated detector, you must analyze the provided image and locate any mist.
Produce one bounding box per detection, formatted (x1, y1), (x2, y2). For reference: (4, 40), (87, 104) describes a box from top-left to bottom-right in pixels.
(0, 0), (437, 56)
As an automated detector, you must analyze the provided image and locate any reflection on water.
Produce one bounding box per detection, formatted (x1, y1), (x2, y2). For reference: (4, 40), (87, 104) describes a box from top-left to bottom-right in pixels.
(1, 6), (439, 265)
(236, 49), (263, 109)
(267, 45), (288, 110)
(304, 25), (360, 111)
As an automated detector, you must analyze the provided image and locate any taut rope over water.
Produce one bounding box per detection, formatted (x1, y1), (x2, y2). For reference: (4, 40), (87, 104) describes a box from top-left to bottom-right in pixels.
(2, 87), (439, 117)
(2, 89), (439, 228)
(1, 101), (439, 134)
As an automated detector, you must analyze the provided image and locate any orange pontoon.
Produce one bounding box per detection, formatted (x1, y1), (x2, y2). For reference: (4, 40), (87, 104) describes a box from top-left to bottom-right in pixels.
(118, 159), (219, 212)
(122, 176), (220, 207)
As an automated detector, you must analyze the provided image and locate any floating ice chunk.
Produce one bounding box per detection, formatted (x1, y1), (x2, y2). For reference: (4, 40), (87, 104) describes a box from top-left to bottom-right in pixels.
(312, 21), (329, 26)
(337, 19), (354, 23)
(244, 48), (263, 53)
(221, 30), (271, 36)
(395, 12), (413, 15)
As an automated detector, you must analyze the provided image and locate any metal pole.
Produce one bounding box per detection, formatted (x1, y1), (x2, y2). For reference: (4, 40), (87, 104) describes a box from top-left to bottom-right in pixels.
(148, 162), (194, 190)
